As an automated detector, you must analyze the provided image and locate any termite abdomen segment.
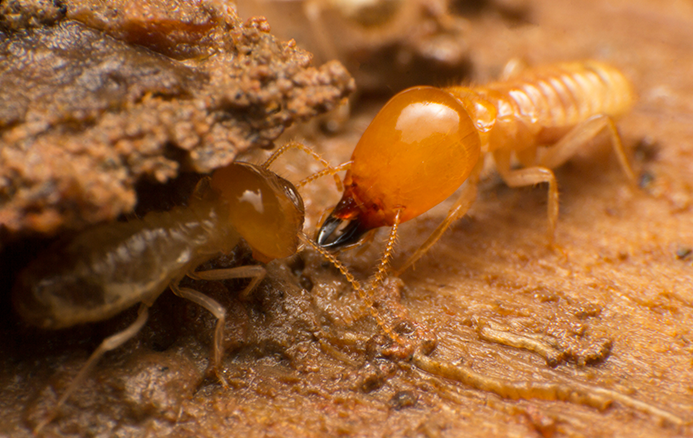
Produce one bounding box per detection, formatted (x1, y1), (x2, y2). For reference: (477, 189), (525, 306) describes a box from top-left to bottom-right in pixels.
(484, 61), (636, 132)
(12, 249), (107, 329)
(318, 86), (481, 248)
(12, 207), (226, 330)
(210, 162), (305, 263)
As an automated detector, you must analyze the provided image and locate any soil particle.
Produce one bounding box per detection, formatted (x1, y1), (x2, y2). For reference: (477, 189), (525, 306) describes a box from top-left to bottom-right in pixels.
(0, 0), (354, 238)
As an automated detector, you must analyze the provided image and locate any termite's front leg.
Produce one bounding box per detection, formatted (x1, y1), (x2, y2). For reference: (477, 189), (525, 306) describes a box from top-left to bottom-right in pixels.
(169, 281), (230, 386)
(175, 264), (267, 384)
(395, 159), (483, 276)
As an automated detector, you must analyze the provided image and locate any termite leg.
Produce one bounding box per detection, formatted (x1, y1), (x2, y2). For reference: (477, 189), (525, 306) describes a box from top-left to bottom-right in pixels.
(369, 209), (403, 289)
(516, 145), (538, 167)
(395, 160), (484, 276)
(493, 149), (559, 243)
(299, 231), (405, 346)
(263, 140), (345, 192)
(299, 232), (363, 294)
(34, 304), (150, 435)
(188, 265), (267, 299)
(537, 114), (637, 185)
(169, 282), (228, 386)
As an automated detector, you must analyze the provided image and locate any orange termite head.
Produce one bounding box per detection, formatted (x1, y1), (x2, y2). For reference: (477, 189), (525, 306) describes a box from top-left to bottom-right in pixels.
(318, 86), (482, 249)
(210, 162), (305, 263)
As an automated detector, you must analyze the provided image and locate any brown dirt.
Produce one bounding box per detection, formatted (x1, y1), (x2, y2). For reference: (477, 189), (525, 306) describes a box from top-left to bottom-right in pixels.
(1, 0), (692, 437)
(0, 0), (354, 237)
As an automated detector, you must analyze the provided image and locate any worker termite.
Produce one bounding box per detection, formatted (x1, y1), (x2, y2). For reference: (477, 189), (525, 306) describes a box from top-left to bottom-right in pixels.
(12, 143), (335, 432)
(315, 60), (638, 273)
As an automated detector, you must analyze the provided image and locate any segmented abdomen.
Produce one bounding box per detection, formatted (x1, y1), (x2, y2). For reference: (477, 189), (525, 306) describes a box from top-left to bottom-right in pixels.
(13, 203), (234, 329)
(484, 61), (635, 129)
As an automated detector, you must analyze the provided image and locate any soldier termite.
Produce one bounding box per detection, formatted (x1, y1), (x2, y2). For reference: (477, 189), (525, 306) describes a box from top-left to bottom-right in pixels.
(299, 60), (683, 425)
(315, 60), (637, 274)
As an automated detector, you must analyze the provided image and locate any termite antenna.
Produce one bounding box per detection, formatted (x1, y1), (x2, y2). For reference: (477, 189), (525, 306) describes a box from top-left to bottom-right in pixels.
(262, 141), (345, 192)
(299, 232), (403, 344)
(299, 232), (363, 295)
(297, 161), (351, 189)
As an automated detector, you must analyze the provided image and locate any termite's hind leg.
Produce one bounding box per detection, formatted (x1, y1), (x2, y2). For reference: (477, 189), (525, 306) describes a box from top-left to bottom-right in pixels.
(537, 114), (637, 185)
(169, 282), (229, 386)
(188, 265), (267, 299)
(34, 304), (150, 435)
(494, 149), (559, 244)
(395, 160), (483, 276)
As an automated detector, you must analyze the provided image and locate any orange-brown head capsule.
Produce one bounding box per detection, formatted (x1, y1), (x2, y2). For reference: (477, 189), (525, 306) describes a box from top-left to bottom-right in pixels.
(318, 86), (481, 248)
(211, 162), (305, 262)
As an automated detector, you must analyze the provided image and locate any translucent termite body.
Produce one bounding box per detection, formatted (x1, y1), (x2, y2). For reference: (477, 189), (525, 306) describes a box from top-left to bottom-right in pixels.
(14, 162), (304, 329)
(13, 159), (305, 431)
(317, 60), (637, 272)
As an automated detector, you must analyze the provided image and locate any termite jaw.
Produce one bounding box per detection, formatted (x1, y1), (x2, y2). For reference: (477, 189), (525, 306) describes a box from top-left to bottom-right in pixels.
(316, 215), (367, 249)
